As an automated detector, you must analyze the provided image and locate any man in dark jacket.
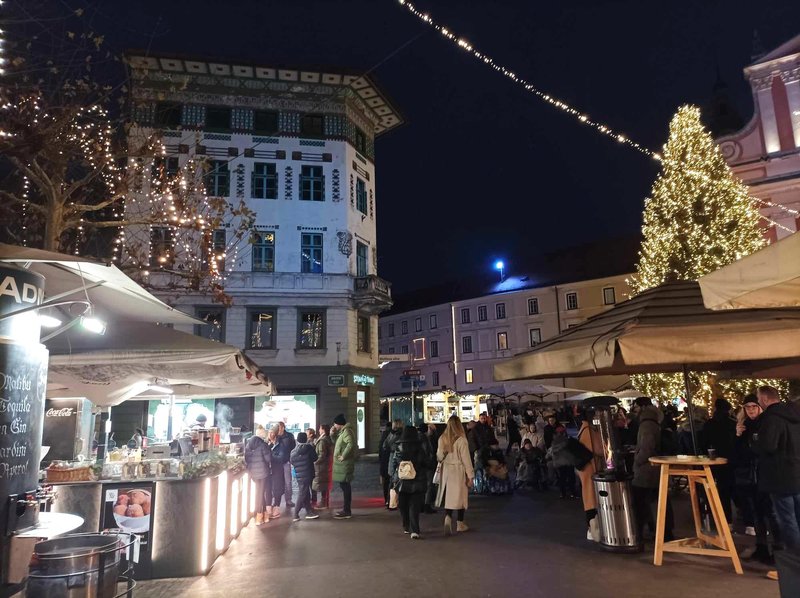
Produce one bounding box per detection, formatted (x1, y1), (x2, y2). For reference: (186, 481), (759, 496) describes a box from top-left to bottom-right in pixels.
(389, 426), (428, 538)
(755, 385), (800, 589)
(702, 398), (737, 523)
(379, 420), (403, 508)
(631, 398), (674, 542)
(290, 432), (319, 522)
(278, 422), (297, 508)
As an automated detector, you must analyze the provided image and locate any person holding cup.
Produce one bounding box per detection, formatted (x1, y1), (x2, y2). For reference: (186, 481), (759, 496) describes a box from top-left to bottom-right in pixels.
(701, 398), (737, 525)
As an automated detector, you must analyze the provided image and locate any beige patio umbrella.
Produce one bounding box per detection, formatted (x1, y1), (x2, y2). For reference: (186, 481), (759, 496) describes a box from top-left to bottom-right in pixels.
(699, 231), (800, 310)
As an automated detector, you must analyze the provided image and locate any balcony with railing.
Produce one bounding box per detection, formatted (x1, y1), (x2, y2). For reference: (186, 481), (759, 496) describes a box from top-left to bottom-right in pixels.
(353, 275), (393, 314)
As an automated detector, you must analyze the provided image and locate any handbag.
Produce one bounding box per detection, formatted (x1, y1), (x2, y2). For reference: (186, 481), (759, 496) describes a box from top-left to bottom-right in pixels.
(566, 437), (593, 471)
(389, 488), (399, 509)
(432, 461), (442, 485)
(398, 460), (417, 480)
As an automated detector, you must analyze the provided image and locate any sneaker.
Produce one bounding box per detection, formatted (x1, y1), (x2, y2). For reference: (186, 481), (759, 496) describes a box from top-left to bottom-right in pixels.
(333, 511), (352, 520)
(444, 514), (452, 536)
(587, 528), (594, 541)
(766, 570), (779, 581)
(292, 517), (301, 522)
(305, 513), (320, 520)
(744, 526), (756, 537)
(410, 533), (420, 539)
(589, 517), (600, 542)
(456, 521), (469, 533)
(404, 529), (410, 534)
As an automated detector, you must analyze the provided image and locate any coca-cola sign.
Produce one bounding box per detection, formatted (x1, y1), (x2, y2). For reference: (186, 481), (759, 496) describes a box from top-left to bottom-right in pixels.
(45, 407), (74, 417)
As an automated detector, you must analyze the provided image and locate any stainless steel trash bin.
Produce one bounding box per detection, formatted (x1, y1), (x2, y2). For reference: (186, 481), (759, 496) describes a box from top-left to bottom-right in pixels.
(593, 475), (642, 553)
(27, 533), (126, 598)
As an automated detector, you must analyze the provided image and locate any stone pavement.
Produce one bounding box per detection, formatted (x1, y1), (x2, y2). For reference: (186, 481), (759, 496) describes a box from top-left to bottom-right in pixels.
(135, 459), (779, 598)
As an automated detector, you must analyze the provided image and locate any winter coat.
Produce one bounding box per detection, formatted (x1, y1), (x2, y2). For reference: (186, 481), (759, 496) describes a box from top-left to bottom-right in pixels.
(269, 442), (285, 499)
(313, 434), (333, 491)
(732, 418), (759, 487)
(549, 434), (573, 468)
(332, 423), (357, 483)
(390, 437), (428, 495)
(576, 421), (601, 512)
(435, 435), (474, 510)
(473, 422), (494, 449)
(277, 431), (296, 464)
(290, 442), (317, 482)
(378, 428), (393, 476)
(753, 402), (800, 494)
(521, 429), (546, 451)
(271, 439), (288, 465)
(633, 405), (662, 489)
(702, 412), (737, 459)
(543, 424), (556, 449)
(244, 436), (272, 481)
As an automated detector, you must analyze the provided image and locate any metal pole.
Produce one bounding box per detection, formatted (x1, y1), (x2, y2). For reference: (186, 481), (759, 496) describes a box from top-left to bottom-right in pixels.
(682, 364), (698, 455)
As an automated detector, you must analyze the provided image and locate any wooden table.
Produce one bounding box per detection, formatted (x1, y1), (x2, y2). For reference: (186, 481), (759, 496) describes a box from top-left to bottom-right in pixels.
(649, 456), (742, 574)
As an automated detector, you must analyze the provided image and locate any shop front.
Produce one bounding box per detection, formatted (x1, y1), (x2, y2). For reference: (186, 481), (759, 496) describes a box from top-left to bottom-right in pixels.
(381, 390), (488, 425)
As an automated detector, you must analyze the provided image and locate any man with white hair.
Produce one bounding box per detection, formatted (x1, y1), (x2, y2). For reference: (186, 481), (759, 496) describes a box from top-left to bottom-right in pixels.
(755, 385), (800, 591)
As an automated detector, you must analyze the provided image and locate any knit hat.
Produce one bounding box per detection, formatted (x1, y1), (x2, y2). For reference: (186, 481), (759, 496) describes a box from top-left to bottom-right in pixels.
(333, 413), (346, 425)
(297, 432), (308, 443)
(742, 394), (759, 406)
(714, 398), (732, 413)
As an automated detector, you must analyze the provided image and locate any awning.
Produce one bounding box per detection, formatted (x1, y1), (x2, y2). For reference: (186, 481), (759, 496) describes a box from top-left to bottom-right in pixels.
(46, 322), (274, 406)
(0, 244), (200, 325)
(699, 232), (800, 310)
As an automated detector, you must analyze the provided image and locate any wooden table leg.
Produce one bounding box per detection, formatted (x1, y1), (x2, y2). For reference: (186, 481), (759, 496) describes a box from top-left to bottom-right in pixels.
(653, 463), (669, 566)
(703, 466), (743, 575)
(688, 476), (703, 540)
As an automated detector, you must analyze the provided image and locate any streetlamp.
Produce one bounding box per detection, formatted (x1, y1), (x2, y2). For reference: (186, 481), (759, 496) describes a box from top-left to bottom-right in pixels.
(494, 260), (505, 282)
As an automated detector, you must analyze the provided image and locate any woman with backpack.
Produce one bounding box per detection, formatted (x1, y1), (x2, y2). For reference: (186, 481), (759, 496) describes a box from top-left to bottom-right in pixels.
(245, 425), (272, 525)
(390, 426), (429, 539)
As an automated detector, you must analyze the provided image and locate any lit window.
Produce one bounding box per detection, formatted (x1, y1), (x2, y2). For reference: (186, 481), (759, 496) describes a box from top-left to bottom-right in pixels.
(477, 305), (488, 322)
(497, 332), (508, 350)
(150, 226), (173, 267)
(413, 338), (425, 360)
(603, 287), (616, 305)
(251, 231), (275, 272)
(462, 336), (473, 354)
(528, 298), (539, 315)
(529, 328), (542, 347)
(496, 303), (506, 319)
(196, 308), (224, 342)
(248, 310), (276, 349)
(298, 309), (325, 348)
(566, 292), (579, 310)
(301, 233), (323, 273)
(465, 369), (474, 384)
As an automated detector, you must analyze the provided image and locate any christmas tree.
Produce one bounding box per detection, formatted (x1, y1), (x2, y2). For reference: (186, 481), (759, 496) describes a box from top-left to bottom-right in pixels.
(629, 105), (781, 404)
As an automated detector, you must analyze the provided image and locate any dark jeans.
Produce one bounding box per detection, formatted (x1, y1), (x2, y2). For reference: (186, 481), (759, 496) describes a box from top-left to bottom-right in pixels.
(713, 466), (733, 523)
(739, 484), (780, 547)
(772, 493), (800, 549)
(294, 479), (314, 518)
(381, 474), (391, 505)
(284, 462), (293, 504)
(632, 485), (674, 539)
(557, 465), (575, 498)
(399, 492), (424, 534)
(340, 481), (352, 514)
(271, 470), (286, 507)
(424, 470), (437, 507)
(445, 508), (465, 522)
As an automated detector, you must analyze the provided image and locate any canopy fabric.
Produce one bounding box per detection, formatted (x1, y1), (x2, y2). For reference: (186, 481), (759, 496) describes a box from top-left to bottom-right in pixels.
(0, 244), (200, 325)
(46, 322), (273, 406)
(699, 232), (800, 310)
(494, 281), (800, 382)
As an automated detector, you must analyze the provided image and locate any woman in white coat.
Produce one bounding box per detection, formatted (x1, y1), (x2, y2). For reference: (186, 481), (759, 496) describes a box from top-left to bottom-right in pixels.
(436, 415), (475, 535)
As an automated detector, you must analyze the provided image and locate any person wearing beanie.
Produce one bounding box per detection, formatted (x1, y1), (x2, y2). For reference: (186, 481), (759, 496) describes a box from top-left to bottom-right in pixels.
(289, 432), (319, 521)
(331, 414), (356, 519)
(701, 397), (737, 524)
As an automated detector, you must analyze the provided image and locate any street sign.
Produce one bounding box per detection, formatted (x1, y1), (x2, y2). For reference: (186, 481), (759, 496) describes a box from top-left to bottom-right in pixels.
(327, 375), (345, 387)
(403, 369), (421, 376)
(379, 354), (411, 362)
(352, 373), (375, 386)
(401, 380), (427, 389)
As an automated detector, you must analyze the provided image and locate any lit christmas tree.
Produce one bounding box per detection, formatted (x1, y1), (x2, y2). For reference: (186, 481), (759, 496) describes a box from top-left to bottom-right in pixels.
(629, 105), (783, 404)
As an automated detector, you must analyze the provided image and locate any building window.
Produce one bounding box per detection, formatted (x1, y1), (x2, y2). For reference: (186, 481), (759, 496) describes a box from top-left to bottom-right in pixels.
(401, 345), (409, 354)
(432, 371), (440, 387)
(202, 229), (227, 273)
(388, 347), (395, 354)
(205, 160), (230, 197)
(300, 165), (325, 201)
(389, 323), (395, 337)
(465, 368), (474, 384)
(154, 102), (182, 128)
(462, 336), (473, 354)
(196, 308), (224, 342)
(429, 314), (437, 329)
(357, 315), (370, 353)
(461, 308), (471, 324)
(496, 303), (506, 319)
(354, 127), (367, 154)
(248, 309), (276, 349)
(477, 305), (488, 322)
(151, 156), (179, 182)
(529, 328), (542, 347)
(252, 162), (278, 199)
(252, 231), (275, 272)
(356, 241), (368, 277)
(566, 292), (579, 310)
(301, 114), (324, 137)
(415, 317), (422, 332)
(298, 309), (325, 348)
(413, 338), (425, 360)
(401, 321), (408, 335)
(528, 297), (539, 315)
(497, 332), (508, 350)
(205, 106), (231, 132)
(301, 233), (323, 273)
(603, 287), (616, 305)
(150, 226), (173, 267)
(430, 339), (439, 358)
(356, 178), (367, 214)
(254, 110), (278, 135)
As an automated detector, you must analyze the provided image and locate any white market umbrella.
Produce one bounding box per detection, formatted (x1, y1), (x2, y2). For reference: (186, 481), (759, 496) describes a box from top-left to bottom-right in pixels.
(699, 232), (800, 310)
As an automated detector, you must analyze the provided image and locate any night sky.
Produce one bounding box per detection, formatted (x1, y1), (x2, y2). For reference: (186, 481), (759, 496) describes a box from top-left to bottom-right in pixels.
(66, 1), (800, 291)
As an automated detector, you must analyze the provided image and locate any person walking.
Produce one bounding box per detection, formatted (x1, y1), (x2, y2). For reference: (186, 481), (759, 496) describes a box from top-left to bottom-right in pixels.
(245, 425), (272, 525)
(754, 385), (800, 590)
(331, 414), (357, 520)
(268, 426), (285, 519)
(421, 423), (439, 513)
(576, 412), (603, 542)
(290, 432), (320, 522)
(702, 398), (737, 524)
(436, 415), (475, 536)
(390, 426), (429, 538)
(277, 422), (296, 508)
(313, 424), (333, 510)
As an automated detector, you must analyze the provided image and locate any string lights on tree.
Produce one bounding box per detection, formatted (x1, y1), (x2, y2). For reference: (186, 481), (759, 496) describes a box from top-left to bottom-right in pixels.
(628, 105), (787, 405)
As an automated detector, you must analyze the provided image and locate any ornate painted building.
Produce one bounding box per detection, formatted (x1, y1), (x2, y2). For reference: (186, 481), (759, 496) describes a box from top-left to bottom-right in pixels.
(125, 55), (402, 451)
(718, 34), (800, 238)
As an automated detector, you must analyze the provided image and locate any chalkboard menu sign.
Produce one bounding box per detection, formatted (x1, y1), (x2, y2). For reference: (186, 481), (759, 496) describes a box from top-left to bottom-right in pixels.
(42, 398), (81, 463)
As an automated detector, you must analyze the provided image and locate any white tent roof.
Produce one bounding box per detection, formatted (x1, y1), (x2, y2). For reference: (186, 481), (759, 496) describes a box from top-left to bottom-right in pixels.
(0, 244), (200, 325)
(699, 232), (800, 310)
(46, 322), (273, 406)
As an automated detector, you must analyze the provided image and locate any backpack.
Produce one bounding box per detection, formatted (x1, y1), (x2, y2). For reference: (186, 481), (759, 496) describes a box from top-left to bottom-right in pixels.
(565, 437), (594, 470)
(660, 428), (679, 456)
(398, 460), (417, 480)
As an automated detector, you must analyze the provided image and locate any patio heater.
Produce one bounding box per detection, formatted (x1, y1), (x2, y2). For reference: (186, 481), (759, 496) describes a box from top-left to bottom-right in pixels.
(585, 396), (642, 553)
